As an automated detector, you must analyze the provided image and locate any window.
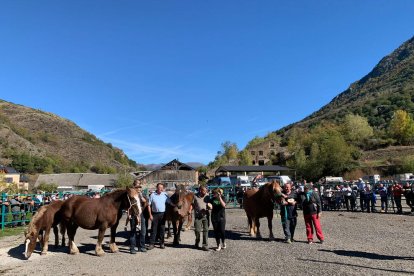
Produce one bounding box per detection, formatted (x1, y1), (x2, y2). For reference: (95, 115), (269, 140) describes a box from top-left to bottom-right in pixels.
(251, 151), (256, 155)
(5, 177), (13, 183)
(270, 142), (275, 148)
(259, 151), (263, 156)
(258, 160), (265, 165)
(252, 160), (256, 165)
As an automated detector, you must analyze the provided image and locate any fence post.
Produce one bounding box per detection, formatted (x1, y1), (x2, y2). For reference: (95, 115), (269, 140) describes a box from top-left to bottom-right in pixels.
(1, 193), (6, 231)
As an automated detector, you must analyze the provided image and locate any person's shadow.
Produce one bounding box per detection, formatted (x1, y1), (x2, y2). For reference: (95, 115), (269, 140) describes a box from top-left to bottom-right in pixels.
(319, 249), (414, 260)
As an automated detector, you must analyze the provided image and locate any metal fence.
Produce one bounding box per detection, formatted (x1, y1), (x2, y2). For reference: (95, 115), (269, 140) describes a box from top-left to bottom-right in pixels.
(0, 190), (112, 231)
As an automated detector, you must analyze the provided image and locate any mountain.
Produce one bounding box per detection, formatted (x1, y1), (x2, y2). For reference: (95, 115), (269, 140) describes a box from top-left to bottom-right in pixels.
(279, 36), (414, 132)
(0, 99), (138, 173)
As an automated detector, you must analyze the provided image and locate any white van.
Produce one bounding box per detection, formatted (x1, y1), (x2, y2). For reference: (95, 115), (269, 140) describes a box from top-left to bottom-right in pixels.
(267, 175), (292, 186)
(237, 176), (251, 187)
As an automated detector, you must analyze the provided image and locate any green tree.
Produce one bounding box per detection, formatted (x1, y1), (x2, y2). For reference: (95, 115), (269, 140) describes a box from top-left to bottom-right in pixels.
(115, 173), (133, 188)
(238, 150), (252, 165)
(388, 110), (414, 145)
(37, 182), (58, 193)
(341, 114), (374, 144)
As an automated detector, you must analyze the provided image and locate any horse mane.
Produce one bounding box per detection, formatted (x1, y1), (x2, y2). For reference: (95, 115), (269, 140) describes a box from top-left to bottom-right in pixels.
(26, 205), (48, 237)
(102, 189), (127, 200)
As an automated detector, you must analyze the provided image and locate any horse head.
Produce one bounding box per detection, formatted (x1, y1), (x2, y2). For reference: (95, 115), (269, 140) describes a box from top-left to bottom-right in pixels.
(24, 206), (47, 259)
(263, 180), (284, 203)
(125, 188), (142, 218)
(170, 185), (191, 217)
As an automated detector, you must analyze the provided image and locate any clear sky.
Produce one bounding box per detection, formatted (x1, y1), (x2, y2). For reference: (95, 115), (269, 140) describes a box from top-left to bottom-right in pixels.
(1, 1), (413, 165)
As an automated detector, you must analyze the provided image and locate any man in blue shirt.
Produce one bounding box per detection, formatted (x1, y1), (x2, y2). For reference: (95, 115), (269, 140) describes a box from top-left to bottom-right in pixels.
(147, 183), (171, 250)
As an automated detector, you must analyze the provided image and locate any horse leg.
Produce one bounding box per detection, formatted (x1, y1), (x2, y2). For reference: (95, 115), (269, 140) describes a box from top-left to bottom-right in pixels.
(41, 227), (52, 255)
(38, 230), (44, 252)
(166, 220), (172, 239)
(248, 216), (255, 237)
(53, 225), (59, 246)
(95, 227), (106, 257)
(256, 218), (262, 239)
(184, 213), (192, 231)
(268, 215), (274, 241)
(109, 224), (119, 253)
(177, 220), (184, 243)
(67, 223), (79, 255)
(172, 220), (179, 246)
(60, 222), (66, 246)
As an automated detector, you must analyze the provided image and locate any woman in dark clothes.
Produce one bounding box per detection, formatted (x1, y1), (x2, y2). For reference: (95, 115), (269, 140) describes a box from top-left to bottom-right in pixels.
(210, 188), (226, 251)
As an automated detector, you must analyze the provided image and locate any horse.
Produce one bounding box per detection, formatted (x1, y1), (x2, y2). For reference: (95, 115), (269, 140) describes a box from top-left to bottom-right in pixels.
(24, 200), (66, 259)
(61, 188), (141, 256)
(165, 185), (194, 246)
(243, 180), (283, 240)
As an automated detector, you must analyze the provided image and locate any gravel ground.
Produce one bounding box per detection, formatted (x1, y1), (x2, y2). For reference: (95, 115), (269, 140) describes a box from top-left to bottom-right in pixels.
(0, 208), (413, 276)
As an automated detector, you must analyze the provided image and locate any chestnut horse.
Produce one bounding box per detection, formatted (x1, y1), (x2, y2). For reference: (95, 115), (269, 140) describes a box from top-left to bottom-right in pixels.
(243, 180), (283, 240)
(61, 188), (141, 256)
(24, 200), (66, 259)
(165, 185), (194, 246)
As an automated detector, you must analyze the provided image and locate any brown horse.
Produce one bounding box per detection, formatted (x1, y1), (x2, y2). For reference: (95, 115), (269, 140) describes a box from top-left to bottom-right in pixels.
(243, 180), (283, 240)
(165, 186), (194, 246)
(61, 188), (141, 256)
(24, 200), (66, 259)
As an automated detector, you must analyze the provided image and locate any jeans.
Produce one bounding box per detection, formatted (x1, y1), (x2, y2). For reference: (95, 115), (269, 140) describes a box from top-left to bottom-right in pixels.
(130, 213), (147, 250)
(194, 216), (209, 247)
(282, 217), (297, 241)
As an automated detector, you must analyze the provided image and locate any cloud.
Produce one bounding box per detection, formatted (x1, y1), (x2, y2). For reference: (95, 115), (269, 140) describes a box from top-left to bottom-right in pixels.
(102, 137), (214, 164)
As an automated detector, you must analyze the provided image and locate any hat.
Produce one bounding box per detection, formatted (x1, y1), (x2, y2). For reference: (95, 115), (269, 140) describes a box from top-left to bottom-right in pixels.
(304, 185), (311, 190)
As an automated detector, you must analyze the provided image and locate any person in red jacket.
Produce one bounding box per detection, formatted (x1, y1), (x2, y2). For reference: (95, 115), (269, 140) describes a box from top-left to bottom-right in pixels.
(392, 183), (403, 214)
(300, 185), (325, 244)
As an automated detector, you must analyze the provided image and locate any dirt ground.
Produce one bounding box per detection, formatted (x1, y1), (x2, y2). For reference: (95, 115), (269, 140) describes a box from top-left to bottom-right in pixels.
(0, 208), (413, 276)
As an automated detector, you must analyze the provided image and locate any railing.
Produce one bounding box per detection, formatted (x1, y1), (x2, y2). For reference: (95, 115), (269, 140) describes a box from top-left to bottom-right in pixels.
(0, 190), (112, 231)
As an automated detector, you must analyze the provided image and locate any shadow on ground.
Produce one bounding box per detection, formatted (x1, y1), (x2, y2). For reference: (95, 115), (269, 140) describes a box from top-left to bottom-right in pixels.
(319, 249), (414, 261)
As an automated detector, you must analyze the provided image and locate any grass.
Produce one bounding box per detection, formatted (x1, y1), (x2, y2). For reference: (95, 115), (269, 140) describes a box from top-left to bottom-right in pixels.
(0, 225), (26, 238)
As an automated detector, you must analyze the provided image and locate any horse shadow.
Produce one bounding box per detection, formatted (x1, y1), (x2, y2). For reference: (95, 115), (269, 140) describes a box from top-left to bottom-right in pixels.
(7, 242), (68, 260)
(209, 229), (287, 243)
(7, 243), (27, 260)
(319, 249), (414, 260)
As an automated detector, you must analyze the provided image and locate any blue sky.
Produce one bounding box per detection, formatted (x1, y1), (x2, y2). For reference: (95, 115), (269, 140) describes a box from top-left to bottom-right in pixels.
(1, 1), (413, 165)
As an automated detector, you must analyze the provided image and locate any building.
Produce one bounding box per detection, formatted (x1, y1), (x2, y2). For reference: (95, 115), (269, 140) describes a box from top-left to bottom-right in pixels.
(215, 165), (293, 177)
(34, 173), (118, 191)
(247, 139), (285, 165)
(137, 159), (198, 189)
(0, 165), (20, 184)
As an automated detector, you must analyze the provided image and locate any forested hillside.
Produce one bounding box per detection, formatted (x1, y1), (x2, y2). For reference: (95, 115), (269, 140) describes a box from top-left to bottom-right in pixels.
(0, 100), (139, 174)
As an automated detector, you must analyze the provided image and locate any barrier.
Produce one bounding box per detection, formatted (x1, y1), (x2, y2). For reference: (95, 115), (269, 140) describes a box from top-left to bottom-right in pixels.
(0, 190), (112, 231)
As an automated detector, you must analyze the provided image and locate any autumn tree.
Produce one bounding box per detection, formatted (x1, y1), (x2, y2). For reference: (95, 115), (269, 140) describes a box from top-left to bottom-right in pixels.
(388, 110), (414, 145)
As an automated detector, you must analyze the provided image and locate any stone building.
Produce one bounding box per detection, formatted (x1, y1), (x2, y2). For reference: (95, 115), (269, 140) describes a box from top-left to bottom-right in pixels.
(247, 139), (285, 166)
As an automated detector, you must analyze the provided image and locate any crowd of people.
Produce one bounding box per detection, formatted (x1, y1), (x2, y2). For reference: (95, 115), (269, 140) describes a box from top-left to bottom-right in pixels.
(125, 180), (227, 254)
(0, 190), (103, 228)
(2, 177), (413, 253)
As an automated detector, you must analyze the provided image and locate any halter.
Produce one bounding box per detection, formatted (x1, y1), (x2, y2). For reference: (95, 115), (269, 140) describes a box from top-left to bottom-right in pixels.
(126, 193), (139, 217)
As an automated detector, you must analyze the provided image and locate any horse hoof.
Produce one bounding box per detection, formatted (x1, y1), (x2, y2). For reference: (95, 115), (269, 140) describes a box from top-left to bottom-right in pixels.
(109, 244), (119, 253)
(96, 251), (105, 257)
(70, 250), (79, 255)
(41, 251), (47, 256)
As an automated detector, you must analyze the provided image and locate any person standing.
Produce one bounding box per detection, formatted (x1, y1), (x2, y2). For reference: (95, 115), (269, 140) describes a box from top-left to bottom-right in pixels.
(392, 182), (403, 214)
(377, 183), (388, 213)
(357, 178), (366, 212)
(192, 185), (210, 251)
(342, 184), (353, 212)
(280, 183), (298, 243)
(147, 183), (170, 250)
(128, 179), (149, 254)
(210, 188), (226, 251)
(300, 185), (324, 244)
